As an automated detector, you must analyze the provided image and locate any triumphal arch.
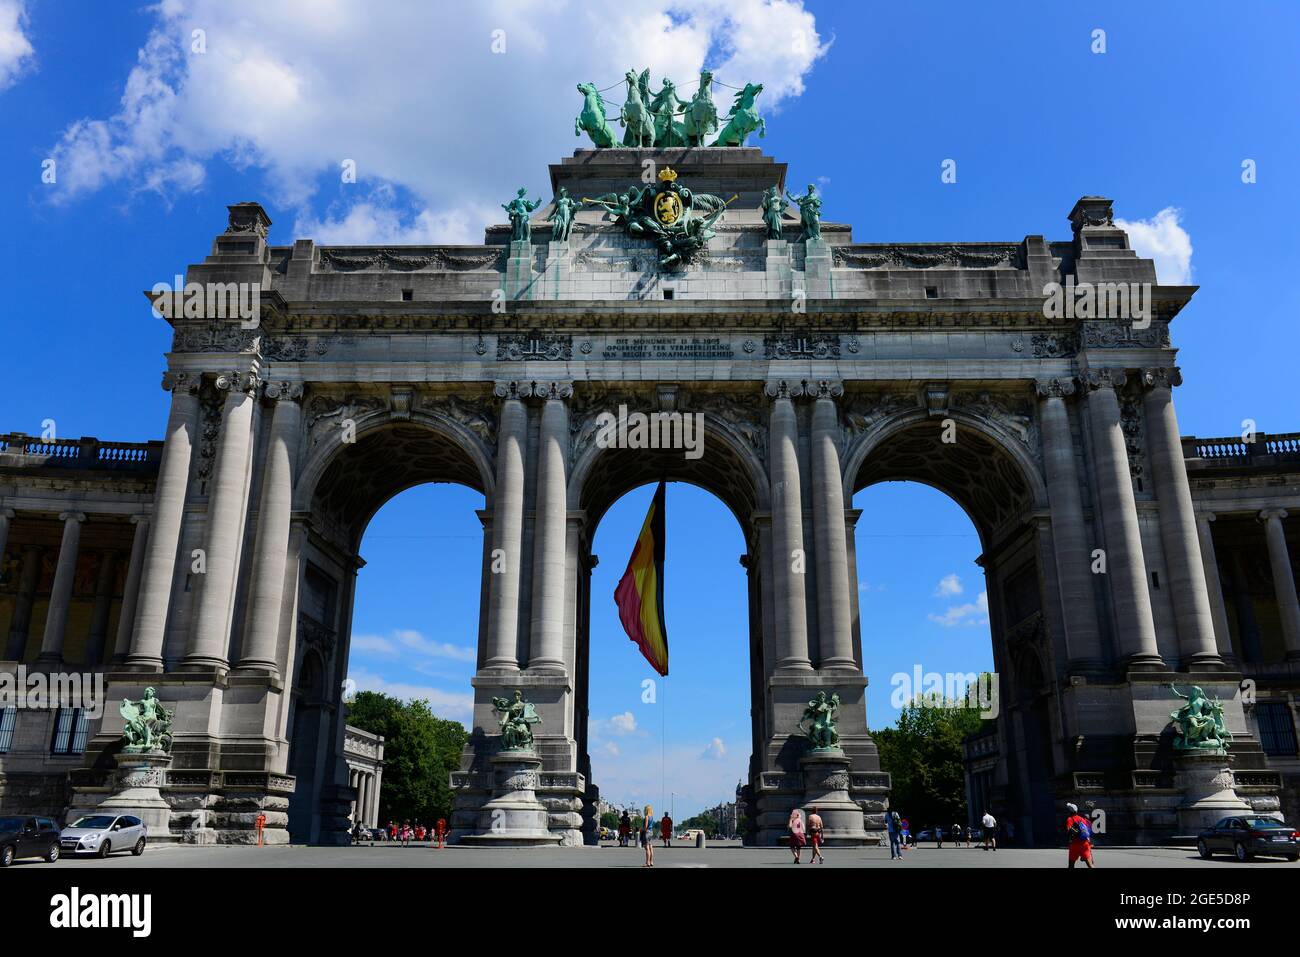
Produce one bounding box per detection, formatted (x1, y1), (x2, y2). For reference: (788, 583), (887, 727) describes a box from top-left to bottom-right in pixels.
(2, 78), (1298, 847)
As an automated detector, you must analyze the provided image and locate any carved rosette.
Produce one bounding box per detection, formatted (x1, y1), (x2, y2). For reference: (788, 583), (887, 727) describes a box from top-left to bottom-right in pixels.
(214, 370), (262, 396)
(265, 380), (304, 403)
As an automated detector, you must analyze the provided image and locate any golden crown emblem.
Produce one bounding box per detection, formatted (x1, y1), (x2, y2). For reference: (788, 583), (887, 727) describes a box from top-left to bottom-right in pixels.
(657, 167), (678, 183)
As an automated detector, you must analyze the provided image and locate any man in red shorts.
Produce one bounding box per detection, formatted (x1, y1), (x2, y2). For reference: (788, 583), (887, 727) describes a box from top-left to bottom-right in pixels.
(1065, 803), (1095, 868)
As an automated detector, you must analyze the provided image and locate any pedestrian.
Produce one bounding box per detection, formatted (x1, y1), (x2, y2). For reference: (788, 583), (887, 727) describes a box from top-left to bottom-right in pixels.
(1065, 803), (1095, 869)
(808, 806), (825, 864)
(935, 824), (943, 849)
(640, 815), (654, 867)
(981, 810), (997, 851)
(619, 810), (631, 847)
(900, 817), (911, 849)
(885, 810), (903, 860)
(660, 812), (673, 848)
(788, 808), (806, 864)
(951, 822), (963, 847)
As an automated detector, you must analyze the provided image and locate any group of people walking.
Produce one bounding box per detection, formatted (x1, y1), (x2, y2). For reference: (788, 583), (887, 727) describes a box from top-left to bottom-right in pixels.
(352, 819), (448, 847)
(787, 807), (827, 864)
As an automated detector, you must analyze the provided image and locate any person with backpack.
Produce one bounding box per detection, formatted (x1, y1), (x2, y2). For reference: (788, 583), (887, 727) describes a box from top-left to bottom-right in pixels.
(981, 810), (997, 851)
(886, 810), (904, 860)
(1064, 803), (1095, 868)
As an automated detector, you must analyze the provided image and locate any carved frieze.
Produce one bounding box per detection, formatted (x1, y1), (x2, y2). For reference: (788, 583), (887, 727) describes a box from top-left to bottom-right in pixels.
(497, 333), (573, 362)
(764, 334), (841, 360)
(172, 324), (259, 354)
(317, 248), (503, 272)
(1080, 322), (1171, 349)
(832, 244), (1021, 269)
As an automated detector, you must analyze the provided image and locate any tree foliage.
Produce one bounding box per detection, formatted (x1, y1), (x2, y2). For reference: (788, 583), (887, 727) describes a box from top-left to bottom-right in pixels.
(872, 697), (988, 828)
(345, 691), (467, 825)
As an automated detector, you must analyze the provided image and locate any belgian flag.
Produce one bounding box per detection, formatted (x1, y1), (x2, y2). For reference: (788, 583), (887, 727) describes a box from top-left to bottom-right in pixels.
(614, 481), (669, 676)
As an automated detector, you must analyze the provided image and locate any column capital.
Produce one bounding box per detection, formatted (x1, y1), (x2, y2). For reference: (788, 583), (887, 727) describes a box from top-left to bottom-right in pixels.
(494, 380), (572, 401)
(1260, 508), (1289, 523)
(264, 380), (304, 403)
(215, 370), (262, 396)
(160, 370), (201, 395)
(1034, 377), (1077, 399)
(1078, 368), (1127, 393)
(58, 511), (86, 524)
(764, 378), (841, 401)
(1194, 511), (1217, 524)
(1139, 366), (1182, 391)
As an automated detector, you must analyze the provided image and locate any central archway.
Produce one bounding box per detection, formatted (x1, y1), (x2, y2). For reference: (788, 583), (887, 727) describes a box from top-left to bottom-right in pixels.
(844, 402), (1062, 845)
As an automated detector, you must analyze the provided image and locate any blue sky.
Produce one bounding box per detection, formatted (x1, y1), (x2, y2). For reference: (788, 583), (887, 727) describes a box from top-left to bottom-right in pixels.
(2, 2), (1297, 817)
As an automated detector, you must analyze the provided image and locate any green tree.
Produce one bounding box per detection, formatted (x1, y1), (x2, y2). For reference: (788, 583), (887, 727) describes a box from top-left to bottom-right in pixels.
(599, 811), (619, 830)
(872, 694), (988, 828)
(345, 690), (467, 826)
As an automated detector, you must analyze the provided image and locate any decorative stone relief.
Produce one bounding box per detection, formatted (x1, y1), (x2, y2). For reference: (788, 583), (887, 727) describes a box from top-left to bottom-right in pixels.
(305, 393), (388, 446)
(497, 333), (573, 362)
(317, 248), (503, 272)
(172, 324), (259, 354)
(832, 244), (1021, 269)
(1081, 322), (1171, 349)
(764, 333), (840, 360)
(1120, 393), (1146, 490)
(951, 391), (1039, 455)
(842, 392), (917, 437)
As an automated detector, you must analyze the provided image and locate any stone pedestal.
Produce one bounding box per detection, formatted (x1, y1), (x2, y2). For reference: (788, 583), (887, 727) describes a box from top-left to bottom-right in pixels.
(799, 748), (869, 846)
(99, 751), (176, 842)
(461, 751), (562, 847)
(504, 239), (535, 300)
(1174, 751), (1252, 834)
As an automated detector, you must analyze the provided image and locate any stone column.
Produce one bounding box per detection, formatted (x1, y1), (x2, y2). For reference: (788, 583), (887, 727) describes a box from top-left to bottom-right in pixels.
(1141, 368), (1221, 667)
(528, 383), (570, 672)
(111, 516), (150, 664)
(1194, 512), (1235, 664)
(1035, 379), (1106, 671)
(1260, 509), (1300, 660)
(1080, 370), (1162, 668)
(238, 382), (303, 674)
(84, 551), (118, 666)
(485, 387), (527, 670)
(185, 371), (259, 670)
(5, 546), (41, 660)
(765, 382), (811, 671)
(37, 511), (86, 666)
(810, 383), (854, 669)
(0, 507), (12, 564)
(128, 372), (201, 670)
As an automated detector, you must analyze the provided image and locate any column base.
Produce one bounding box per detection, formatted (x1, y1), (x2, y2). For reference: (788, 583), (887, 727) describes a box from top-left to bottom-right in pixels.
(1124, 653), (1167, 674)
(1180, 652), (1227, 671)
(123, 656), (165, 673)
(799, 748), (870, 846)
(177, 657), (230, 675)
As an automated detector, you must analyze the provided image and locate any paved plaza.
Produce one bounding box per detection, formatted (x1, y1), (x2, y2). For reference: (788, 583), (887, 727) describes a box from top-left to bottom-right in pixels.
(21, 841), (1296, 869)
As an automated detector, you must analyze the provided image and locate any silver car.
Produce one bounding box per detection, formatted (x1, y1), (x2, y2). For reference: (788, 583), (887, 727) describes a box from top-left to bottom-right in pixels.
(61, 814), (147, 858)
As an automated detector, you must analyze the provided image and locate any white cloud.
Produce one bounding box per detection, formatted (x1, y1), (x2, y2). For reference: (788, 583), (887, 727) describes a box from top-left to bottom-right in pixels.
(1117, 207), (1193, 285)
(590, 711), (641, 739)
(43, 0), (828, 236)
(590, 740), (744, 816)
(350, 628), (476, 663)
(928, 590), (989, 628)
(858, 580), (885, 593)
(0, 0), (35, 92)
(700, 737), (727, 760)
(933, 573), (963, 598)
(345, 667), (473, 723)
(597, 741), (621, 759)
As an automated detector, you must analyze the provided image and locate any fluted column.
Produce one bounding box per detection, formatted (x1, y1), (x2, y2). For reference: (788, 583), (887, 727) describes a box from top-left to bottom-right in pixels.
(528, 383), (571, 672)
(810, 383), (853, 669)
(1080, 369), (1162, 668)
(1260, 509), (1300, 660)
(1194, 512), (1235, 664)
(766, 382), (811, 671)
(1035, 378), (1105, 671)
(485, 387), (527, 670)
(185, 370), (259, 670)
(0, 508), (12, 564)
(238, 382), (303, 674)
(85, 550), (118, 666)
(37, 511), (86, 666)
(5, 546), (41, 660)
(128, 372), (201, 670)
(1141, 368), (1221, 667)
(111, 516), (150, 664)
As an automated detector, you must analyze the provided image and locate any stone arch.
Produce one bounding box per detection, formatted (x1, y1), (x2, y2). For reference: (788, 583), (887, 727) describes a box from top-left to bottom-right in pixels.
(842, 407), (1047, 546)
(568, 411), (769, 532)
(295, 407), (495, 547)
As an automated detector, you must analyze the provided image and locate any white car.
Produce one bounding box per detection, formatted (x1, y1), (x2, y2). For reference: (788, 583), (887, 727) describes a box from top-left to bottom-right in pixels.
(60, 814), (148, 858)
